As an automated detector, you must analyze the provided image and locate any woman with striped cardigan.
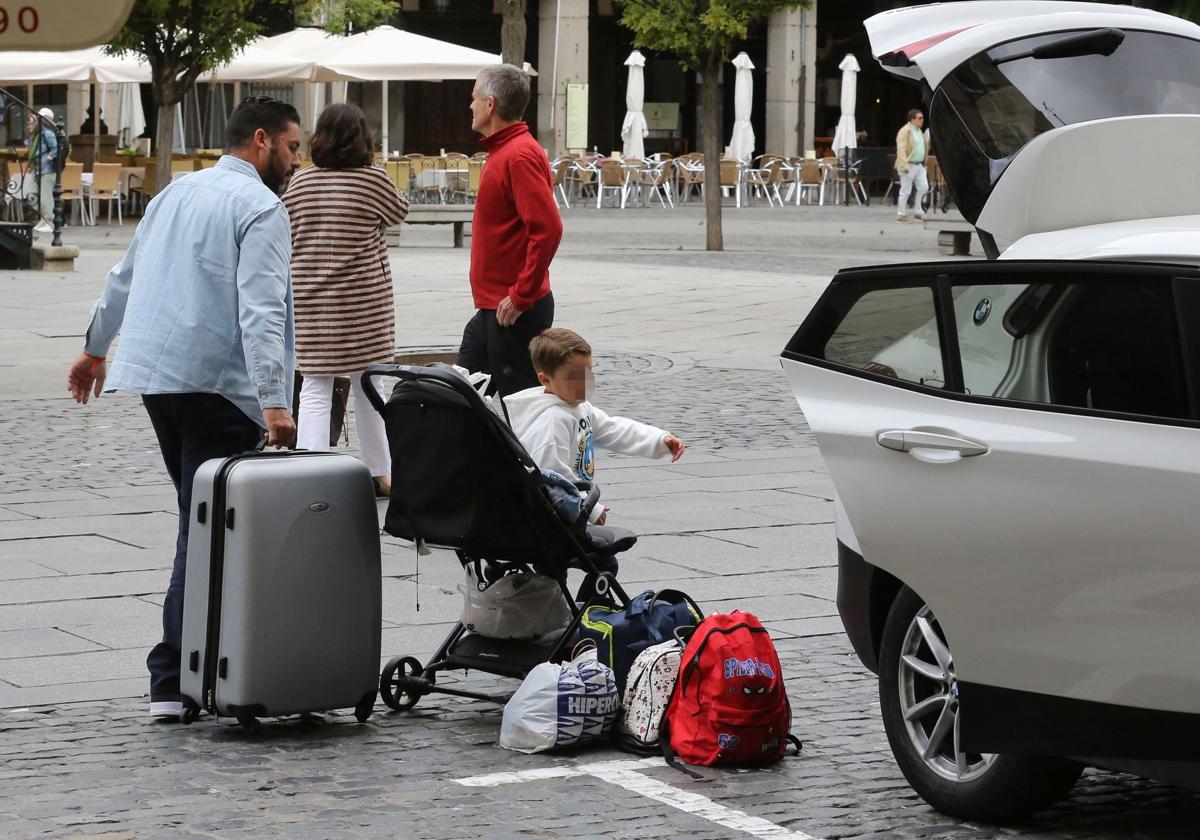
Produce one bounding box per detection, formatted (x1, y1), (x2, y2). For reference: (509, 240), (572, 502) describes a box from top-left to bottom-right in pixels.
(283, 103), (408, 494)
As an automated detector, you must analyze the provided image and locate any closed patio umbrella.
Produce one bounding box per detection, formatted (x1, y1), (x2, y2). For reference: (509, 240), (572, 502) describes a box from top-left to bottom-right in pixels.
(621, 50), (648, 160)
(831, 54), (860, 155)
(116, 83), (146, 148)
(727, 52), (755, 163)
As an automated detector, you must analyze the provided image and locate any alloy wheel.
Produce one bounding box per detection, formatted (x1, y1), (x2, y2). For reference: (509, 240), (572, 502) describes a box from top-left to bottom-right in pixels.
(897, 604), (996, 782)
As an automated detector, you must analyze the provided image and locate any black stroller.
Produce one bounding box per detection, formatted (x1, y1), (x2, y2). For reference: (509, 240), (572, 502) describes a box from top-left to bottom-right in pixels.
(361, 363), (636, 710)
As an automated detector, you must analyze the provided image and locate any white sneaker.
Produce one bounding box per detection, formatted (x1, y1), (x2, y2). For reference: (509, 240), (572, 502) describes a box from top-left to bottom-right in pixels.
(33, 221), (53, 233)
(148, 699), (183, 720)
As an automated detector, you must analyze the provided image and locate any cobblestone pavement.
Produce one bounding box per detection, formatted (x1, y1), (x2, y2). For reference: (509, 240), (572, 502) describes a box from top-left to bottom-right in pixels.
(4, 636), (1200, 840)
(4, 205), (1200, 837)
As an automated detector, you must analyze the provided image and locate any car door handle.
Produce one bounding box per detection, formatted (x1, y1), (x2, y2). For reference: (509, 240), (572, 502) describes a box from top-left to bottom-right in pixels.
(876, 430), (989, 459)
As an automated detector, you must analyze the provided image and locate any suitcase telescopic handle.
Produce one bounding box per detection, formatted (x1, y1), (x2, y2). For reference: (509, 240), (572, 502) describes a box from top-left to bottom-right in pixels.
(361, 363), (485, 416)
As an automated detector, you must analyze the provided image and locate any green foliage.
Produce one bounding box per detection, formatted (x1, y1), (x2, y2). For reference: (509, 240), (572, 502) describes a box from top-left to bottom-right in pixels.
(297, 0), (398, 34)
(618, 0), (809, 69)
(1169, 0), (1200, 21)
(107, 0), (284, 102)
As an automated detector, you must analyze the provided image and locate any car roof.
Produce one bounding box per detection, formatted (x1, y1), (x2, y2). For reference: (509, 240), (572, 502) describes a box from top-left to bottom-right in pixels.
(865, 2), (1197, 88)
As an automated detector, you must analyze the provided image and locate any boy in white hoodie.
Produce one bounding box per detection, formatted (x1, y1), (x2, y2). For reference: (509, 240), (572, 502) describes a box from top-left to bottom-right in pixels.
(505, 328), (685, 525)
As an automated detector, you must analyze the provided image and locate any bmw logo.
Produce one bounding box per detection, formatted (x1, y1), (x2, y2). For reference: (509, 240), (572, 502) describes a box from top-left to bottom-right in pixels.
(973, 298), (992, 326)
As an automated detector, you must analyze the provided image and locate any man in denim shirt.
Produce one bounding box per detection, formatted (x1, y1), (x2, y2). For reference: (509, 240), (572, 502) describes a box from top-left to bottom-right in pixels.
(66, 97), (302, 720)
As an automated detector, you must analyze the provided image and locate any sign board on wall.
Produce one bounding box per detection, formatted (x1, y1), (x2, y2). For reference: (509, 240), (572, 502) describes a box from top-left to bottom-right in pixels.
(644, 102), (679, 132)
(0, 0), (134, 51)
(566, 83), (588, 151)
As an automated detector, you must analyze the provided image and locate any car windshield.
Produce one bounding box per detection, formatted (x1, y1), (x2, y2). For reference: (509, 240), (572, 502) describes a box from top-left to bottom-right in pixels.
(941, 29), (1200, 160)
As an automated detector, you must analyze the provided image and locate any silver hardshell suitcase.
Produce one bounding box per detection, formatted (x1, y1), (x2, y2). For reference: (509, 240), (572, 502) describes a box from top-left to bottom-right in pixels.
(180, 449), (381, 728)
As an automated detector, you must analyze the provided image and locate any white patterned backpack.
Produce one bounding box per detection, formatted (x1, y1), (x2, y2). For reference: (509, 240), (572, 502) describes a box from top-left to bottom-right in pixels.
(616, 638), (684, 754)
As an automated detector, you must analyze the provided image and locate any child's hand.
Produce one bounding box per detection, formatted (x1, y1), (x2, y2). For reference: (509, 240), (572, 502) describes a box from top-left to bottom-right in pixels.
(664, 434), (685, 462)
(596, 508), (608, 526)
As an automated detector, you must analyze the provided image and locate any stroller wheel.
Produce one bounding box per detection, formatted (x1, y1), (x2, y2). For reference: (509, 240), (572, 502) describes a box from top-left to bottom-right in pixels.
(380, 655), (427, 711)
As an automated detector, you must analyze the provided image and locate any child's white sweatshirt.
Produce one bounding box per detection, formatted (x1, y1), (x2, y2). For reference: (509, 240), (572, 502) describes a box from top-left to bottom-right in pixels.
(505, 386), (671, 522)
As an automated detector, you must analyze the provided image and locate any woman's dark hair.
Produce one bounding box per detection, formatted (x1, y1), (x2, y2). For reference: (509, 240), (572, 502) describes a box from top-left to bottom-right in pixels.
(225, 96), (300, 151)
(310, 103), (375, 168)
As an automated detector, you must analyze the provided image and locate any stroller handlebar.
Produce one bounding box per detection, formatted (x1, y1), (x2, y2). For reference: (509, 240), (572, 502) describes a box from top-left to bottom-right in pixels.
(361, 363), (485, 416)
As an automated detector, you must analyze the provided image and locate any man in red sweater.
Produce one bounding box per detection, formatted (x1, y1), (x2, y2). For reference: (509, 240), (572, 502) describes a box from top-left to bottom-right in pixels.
(458, 64), (563, 396)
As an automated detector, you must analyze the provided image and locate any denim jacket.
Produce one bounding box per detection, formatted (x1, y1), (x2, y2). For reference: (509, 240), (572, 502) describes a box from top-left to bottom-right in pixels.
(30, 127), (57, 175)
(84, 156), (294, 427)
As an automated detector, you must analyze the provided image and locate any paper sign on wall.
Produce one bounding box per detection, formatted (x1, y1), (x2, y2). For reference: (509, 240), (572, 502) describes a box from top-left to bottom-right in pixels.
(566, 84), (588, 151)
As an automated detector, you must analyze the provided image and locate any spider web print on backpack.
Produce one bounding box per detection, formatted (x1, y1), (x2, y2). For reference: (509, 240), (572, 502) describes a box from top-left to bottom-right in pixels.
(663, 611), (801, 772)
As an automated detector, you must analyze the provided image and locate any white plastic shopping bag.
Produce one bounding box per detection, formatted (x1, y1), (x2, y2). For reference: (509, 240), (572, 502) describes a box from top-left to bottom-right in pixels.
(459, 566), (571, 640)
(499, 645), (619, 753)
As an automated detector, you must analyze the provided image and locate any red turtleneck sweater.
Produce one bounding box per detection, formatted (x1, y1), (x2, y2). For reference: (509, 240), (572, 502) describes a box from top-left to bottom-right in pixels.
(469, 122), (563, 311)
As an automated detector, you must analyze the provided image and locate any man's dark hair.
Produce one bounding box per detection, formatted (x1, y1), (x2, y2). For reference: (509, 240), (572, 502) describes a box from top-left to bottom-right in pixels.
(908, 108), (924, 122)
(225, 96), (301, 151)
(310, 103), (374, 169)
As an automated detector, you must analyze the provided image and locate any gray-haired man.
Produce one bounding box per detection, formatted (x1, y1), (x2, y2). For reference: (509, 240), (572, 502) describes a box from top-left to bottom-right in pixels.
(458, 64), (562, 396)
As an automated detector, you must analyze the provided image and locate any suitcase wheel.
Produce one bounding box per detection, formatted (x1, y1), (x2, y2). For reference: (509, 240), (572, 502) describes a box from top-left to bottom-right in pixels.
(355, 690), (377, 723)
(380, 655), (427, 712)
(181, 698), (201, 725)
(235, 712), (261, 732)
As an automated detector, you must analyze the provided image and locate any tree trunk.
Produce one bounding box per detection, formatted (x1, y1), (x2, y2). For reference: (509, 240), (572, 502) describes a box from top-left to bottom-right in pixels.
(501, 0), (527, 66)
(155, 101), (175, 191)
(700, 53), (724, 252)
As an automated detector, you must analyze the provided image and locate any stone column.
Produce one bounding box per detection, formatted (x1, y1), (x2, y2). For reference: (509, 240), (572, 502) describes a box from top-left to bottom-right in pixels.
(765, 1), (817, 157)
(537, 0), (589, 156)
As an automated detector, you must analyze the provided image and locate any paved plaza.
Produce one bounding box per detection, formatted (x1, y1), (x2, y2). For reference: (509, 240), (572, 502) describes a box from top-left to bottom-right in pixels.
(4, 203), (1200, 838)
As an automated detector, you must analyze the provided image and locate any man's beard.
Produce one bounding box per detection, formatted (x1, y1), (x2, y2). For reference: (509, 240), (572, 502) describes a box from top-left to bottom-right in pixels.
(263, 147), (292, 195)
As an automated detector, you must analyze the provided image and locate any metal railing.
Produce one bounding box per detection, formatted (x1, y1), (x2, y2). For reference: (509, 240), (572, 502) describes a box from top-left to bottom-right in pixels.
(1, 86), (66, 247)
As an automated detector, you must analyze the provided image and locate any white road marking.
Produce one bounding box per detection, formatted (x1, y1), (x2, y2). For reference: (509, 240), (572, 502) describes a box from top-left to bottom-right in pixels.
(456, 757), (825, 840)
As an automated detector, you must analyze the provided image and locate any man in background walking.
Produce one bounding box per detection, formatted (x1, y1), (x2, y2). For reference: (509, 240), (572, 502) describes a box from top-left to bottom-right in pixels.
(66, 96), (302, 721)
(895, 108), (930, 223)
(459, 63), (562, 396)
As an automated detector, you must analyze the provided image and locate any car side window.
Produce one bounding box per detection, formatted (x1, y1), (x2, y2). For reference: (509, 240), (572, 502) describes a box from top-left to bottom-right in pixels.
(815, 286), (945, 389)
(952, 278), (1191, 420)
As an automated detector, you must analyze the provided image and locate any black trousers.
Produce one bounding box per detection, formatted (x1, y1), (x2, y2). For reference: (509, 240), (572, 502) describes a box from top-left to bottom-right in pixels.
(142, 393), (263, 700)
(457, 292), (554, 397)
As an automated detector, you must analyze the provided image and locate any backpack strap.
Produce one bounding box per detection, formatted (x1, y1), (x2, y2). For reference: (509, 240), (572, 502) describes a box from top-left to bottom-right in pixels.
(659, 715), (704, 780)
(786, 734), (803, 756)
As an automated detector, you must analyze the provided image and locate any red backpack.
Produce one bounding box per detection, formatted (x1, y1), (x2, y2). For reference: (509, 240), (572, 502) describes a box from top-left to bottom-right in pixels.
(663, 611), (800, 769)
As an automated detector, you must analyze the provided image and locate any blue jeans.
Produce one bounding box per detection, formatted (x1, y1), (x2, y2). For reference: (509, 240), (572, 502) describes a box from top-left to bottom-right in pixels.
(142, 394), (262, 700)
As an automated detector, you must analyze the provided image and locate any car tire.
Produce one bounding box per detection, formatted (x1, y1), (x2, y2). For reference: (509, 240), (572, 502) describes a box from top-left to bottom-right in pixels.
(878, 586), (1083, 822)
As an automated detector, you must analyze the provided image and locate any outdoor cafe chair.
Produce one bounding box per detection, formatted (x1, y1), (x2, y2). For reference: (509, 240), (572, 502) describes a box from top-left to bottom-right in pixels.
(59, 162), (90, 226)
(634, 161), (674, 208)
(86, 163), (124, 225)
(784, 157), (824, 206)
(550, 157), (573, 209)
(718, 159), (743, 208)
(566, 160), (598, 205)
(449, 159), (484, 204)
(745, 155), (786, 207)
(596, 159), (630, 208)
(673, 156), (704, 204)
(822, 155), (867, 205)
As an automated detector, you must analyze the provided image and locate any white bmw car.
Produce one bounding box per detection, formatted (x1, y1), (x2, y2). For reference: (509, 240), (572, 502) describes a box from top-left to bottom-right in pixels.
(783, 1), (1200, 821)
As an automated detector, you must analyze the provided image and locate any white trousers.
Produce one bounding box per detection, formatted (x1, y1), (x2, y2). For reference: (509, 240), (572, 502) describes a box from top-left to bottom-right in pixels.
(897, 162), (929, 216)
(297, 373), (391, 477)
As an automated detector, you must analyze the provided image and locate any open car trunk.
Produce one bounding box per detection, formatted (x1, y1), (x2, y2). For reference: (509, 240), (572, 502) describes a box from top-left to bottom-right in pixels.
(864, 2), (1200, 256)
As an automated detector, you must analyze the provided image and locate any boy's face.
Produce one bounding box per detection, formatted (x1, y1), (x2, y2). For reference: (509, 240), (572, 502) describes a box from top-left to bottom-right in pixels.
(539, 353), (593, 406)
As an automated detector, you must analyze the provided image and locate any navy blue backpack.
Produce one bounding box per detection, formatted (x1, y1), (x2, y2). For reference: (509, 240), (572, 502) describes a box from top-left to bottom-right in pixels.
(579, 589), (703, 694)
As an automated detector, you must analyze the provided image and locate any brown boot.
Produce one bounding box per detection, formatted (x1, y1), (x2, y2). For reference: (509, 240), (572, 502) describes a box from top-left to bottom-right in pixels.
(896, 215), (908, 223)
